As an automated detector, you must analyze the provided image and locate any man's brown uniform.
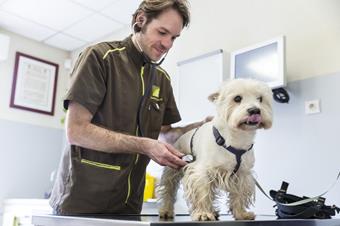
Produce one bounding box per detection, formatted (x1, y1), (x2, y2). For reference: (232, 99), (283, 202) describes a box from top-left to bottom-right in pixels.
(50, 35), (181, 215)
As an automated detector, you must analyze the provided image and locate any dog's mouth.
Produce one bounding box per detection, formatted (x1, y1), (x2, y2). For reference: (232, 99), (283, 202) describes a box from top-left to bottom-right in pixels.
(239, 114), (263, 128)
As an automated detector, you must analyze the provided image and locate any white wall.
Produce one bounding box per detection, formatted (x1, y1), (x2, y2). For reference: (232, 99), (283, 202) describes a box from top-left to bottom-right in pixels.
(0, 28), (70, 129)
(253, 72), (340, 215)
(163, 0), (340, 83)
(0, 29), (70, 223)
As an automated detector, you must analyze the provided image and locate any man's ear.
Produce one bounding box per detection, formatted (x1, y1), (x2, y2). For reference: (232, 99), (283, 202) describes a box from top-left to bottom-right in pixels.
(208, 92), (219, 103)
(136, 12), (147, 27)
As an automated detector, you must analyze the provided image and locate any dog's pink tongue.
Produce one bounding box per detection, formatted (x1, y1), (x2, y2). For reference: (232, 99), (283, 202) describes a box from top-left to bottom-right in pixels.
(248, 114), (262, 123)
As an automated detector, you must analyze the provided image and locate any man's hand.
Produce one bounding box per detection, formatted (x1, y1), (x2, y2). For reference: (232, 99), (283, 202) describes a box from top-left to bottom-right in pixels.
(141, 138), (187, 169)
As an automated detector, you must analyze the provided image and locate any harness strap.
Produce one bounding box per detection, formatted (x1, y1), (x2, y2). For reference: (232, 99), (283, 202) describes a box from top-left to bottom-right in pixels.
(189, 127), (200, 155)
(212, 126), (253, 174)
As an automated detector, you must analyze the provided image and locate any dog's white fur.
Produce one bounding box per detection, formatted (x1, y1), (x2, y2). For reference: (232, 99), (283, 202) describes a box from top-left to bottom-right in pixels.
(157, 79), (273, 221)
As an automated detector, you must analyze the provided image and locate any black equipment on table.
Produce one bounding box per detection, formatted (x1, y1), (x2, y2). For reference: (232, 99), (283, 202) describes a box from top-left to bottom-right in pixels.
(270, 181), (340, 219)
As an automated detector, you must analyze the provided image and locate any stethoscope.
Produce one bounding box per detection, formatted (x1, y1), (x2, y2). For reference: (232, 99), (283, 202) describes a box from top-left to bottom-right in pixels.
(132, 22), (168, 66)
(132, 22), (168, 137)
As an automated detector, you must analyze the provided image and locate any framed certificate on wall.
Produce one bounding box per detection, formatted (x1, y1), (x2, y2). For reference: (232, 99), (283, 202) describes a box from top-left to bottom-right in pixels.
(10, 52), (59, 115)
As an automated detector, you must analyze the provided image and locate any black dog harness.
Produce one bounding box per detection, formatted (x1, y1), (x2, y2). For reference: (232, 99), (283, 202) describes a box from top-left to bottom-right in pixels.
(212, 126), (253, 174)
(189, 126), (253, 174)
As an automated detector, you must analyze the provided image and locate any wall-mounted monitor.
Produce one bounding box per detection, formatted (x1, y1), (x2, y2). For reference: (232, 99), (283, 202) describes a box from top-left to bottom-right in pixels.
(230, 36), (286, 89)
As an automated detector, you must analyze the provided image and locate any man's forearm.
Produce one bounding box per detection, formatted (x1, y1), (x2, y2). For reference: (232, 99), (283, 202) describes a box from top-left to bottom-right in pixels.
(68, 121), (148, 155)
(65, 101), (187, 168)
(66, 101), (151, 155)
(68, 122), (186, 169)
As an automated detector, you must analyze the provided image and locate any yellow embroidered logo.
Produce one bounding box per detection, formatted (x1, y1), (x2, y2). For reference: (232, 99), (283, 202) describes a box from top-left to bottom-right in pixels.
(152, 86), (160, 98)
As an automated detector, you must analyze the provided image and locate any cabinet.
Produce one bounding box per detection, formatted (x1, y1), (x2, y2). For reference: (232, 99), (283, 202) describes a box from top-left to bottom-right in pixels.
(2, 199), (52, 226)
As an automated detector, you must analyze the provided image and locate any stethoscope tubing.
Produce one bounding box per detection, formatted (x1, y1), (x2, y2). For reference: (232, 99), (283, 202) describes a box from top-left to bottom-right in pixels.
(133, 23), (168, 136)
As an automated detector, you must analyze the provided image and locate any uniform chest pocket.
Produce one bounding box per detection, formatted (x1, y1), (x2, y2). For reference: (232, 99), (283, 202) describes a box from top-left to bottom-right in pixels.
(145, 97), (165, 138)
(149, 97), (162, 111)
(148, 98), (164, 120)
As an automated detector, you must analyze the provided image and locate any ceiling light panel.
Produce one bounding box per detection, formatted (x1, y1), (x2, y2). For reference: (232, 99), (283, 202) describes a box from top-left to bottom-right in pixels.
(0, 10), (55, 41)
(101, 0), (142, 25)
(71, 0), (119, 11)
(1, 0), (93, 30)
(63, 14), (125, 42)
(44, 33), (86, 51)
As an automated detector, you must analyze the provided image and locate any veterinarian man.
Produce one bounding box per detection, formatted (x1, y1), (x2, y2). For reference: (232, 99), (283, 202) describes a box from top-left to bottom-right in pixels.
(50, 0), (206, 215)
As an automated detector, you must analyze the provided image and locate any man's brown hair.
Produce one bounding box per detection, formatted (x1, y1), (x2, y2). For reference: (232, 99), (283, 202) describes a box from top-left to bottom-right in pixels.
(132, 0), (190, 32)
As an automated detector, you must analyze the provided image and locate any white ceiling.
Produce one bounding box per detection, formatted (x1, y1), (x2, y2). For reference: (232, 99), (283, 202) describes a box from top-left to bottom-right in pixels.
(0, 0), (142, 51)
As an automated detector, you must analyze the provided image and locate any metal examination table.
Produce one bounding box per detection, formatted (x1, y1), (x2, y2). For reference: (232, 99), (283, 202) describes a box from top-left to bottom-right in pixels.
(32, 213), (340, 226)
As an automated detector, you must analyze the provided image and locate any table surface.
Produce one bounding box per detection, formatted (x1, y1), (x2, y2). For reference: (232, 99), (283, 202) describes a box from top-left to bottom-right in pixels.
(32, 213), (340, 226)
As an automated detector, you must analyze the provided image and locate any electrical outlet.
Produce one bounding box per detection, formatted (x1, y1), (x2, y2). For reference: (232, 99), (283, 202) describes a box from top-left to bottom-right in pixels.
(305, 99), (321, 114)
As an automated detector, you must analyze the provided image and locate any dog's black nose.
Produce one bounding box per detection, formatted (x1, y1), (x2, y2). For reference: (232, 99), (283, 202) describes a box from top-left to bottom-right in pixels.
(248, 107), (261, 115)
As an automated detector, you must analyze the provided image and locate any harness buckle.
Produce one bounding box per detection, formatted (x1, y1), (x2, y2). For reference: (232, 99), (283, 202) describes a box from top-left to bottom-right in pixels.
(215, 136), (225, 146)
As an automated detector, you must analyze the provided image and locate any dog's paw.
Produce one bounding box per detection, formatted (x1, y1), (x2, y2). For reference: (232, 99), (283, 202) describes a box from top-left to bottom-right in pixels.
(214, 211), (220, 220)
(192, 212), (217, 221)
(234, 211), (255, 220)
(159, 209), (174, 219)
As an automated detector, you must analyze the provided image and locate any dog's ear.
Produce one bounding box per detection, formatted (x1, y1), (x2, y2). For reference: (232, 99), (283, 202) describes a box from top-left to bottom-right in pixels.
(208, 92), (219, 102)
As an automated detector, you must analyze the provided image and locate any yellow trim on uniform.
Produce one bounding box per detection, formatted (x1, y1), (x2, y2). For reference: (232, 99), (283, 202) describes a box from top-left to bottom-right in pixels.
(156, 67), (170, 81)
(125, 170), (132, 203)
(81, 159), (121, 170)
(126, 64), (145, 203)
(102, 47), (126, 60)
(150, 96), (163, 102)
(125, 65), (148, 204)
(140, 66), (145, 95)
(135, 154), (140, 164)
(125, 63), (145, 201)
(125, 154), (140, 203)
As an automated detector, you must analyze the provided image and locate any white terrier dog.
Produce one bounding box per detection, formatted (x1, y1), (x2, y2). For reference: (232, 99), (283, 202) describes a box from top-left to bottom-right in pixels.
(157, 79), (273, 221)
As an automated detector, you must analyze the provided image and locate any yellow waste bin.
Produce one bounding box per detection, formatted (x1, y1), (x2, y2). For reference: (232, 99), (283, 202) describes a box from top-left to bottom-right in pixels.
(143, 173), (155, 202)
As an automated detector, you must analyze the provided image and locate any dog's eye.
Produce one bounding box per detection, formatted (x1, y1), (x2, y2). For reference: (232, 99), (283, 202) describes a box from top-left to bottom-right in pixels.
(234, 95), (242, 103)
(258, 96), (263, 102)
